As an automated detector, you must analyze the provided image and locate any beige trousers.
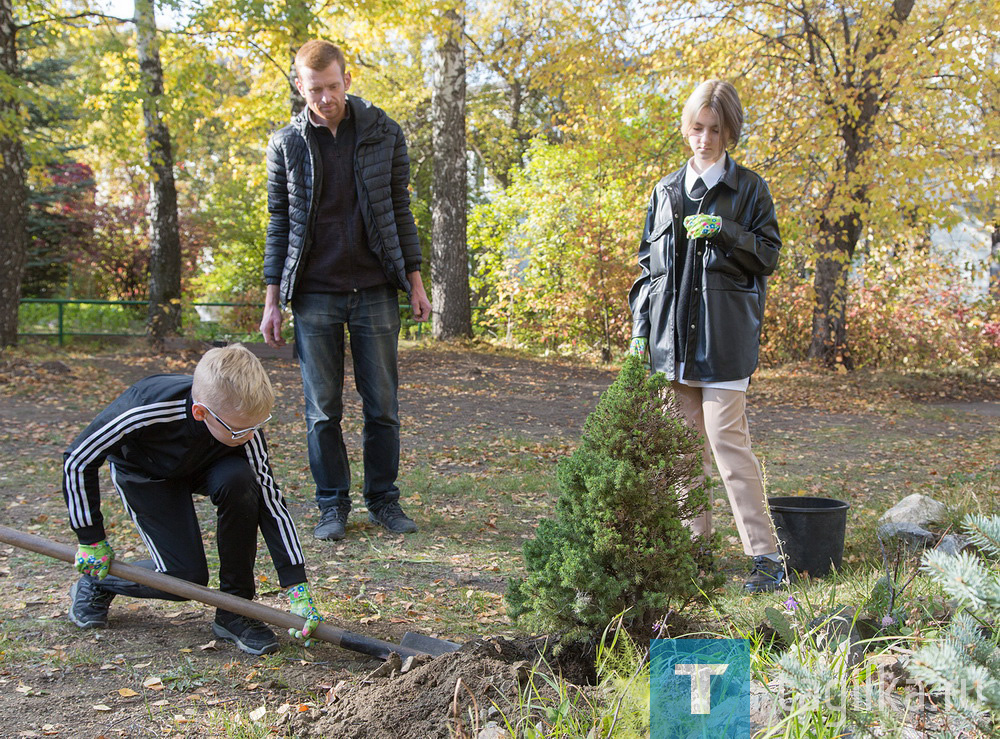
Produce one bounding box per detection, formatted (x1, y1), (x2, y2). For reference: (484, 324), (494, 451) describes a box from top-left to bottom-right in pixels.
(672, 382), (776, 557)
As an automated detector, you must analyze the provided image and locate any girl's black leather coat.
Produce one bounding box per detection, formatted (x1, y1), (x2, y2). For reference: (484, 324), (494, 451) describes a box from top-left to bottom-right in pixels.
(628, 154), (781, 382)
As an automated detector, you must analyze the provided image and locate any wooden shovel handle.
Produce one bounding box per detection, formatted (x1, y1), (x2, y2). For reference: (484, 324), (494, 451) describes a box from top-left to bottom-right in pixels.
(0, 524), (424, 660)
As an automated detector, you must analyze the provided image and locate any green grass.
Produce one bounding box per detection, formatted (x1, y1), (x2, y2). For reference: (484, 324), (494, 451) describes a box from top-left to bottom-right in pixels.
(205, 709), (273, 739)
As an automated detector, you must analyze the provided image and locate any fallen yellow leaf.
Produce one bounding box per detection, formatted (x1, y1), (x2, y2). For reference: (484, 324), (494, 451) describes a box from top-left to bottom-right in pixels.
(118, 688), (139, 697)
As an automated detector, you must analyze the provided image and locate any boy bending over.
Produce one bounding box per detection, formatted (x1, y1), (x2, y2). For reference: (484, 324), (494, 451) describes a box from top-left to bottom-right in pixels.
(63, 344), (320, 655)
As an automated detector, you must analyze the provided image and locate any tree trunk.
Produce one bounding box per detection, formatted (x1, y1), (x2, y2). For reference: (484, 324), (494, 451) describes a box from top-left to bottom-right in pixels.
(430, 5), (471, 340)
(809, 211), (860, 369)
(135, 0), (181, 338)
(805, 0), (916, 369)
(0, 0), (27, 347)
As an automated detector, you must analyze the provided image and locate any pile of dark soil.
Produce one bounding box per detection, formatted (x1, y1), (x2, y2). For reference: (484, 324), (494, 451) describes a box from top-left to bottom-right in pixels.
(288, 637), (596, 739)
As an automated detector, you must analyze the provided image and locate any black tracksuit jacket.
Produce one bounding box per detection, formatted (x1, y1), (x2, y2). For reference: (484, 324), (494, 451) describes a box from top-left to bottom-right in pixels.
(62, 374), (305, 585)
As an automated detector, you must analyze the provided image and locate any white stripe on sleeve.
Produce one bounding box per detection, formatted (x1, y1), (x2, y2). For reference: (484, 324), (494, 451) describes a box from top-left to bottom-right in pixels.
(64, 400), (188, 530)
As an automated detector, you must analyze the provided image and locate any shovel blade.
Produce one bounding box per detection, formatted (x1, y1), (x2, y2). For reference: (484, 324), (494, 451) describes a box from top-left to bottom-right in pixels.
(400, 631), (463, 657)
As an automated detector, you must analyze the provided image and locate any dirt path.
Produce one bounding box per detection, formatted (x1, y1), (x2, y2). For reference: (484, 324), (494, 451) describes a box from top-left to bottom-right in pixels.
(0, 344), (997, 738)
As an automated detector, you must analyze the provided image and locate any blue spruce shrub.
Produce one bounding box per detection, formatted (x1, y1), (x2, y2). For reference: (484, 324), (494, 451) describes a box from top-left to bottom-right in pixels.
(910, 513), (1000, 734)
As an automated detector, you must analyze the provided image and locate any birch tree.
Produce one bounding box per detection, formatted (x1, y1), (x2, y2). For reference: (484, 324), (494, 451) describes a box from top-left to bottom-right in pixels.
(430, 4), (471, 339)
(135, 0), (181, 338)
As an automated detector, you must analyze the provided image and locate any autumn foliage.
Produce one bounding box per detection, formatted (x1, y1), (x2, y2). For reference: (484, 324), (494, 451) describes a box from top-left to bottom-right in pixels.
(8, 0), (997, 367)
(763, 255), (1000, 370)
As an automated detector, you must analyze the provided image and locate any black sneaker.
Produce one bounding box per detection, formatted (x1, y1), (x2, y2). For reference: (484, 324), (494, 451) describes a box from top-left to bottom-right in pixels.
(69, 576), (116, 629)
(744, 556), (793, 594)
(314, 507), (349, 541)
(368, 501), (418, 534)
(212, 611), (279, 655)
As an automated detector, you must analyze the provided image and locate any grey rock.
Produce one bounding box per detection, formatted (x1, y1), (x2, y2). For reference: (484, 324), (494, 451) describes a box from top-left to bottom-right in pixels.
(808, 605), (865, 666)
(477, 724), (512, 739)
(879, 494), (946, 526)
(739, 681), (779, 730)
(936, 534), (970, 556)
(877, 522), (935, 549)
(476, 721), (511, 739)
(864, 652), (907, 682)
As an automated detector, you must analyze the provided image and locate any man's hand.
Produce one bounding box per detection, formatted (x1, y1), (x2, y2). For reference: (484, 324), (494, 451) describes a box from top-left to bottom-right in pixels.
(75, 540), (114, 580)
(683, 214), (722, 240)
(287, 583), (322, 647)
(260, 284), (286, 347)
(406, 271), (431, 323)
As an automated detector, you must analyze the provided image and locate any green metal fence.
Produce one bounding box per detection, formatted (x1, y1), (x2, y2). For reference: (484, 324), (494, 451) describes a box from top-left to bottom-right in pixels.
(18, 298), (424, 345)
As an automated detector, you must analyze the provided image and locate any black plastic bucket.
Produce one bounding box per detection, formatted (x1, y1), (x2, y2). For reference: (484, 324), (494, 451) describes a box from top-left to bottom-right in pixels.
(768, 496), (850, 577)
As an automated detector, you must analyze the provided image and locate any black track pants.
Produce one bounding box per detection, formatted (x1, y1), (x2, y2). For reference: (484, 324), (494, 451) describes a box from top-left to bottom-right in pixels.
(98, 456), (266, 602)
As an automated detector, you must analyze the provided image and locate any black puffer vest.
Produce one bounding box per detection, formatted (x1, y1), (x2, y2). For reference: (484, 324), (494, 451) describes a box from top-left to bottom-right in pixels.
(263, 96), (421, 305)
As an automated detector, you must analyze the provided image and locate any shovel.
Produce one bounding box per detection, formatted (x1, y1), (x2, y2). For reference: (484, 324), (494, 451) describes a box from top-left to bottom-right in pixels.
(0, 524), (461, 660)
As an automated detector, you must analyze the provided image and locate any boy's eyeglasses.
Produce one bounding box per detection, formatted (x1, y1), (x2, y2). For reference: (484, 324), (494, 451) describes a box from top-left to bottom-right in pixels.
(198, 404), (272, 440)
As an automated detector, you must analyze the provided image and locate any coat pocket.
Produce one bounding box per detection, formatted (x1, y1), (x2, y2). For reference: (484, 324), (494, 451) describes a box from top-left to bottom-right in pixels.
(705, 248), (754, 289)
(647, 219), (672, 243)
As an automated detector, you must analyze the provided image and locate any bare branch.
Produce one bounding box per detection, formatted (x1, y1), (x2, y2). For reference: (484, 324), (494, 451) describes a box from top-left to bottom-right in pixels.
(17, 11), (132, 30)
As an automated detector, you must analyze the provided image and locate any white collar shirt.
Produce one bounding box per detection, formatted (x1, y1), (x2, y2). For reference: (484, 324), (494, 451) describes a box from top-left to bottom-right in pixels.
(684, 155), (726, 198)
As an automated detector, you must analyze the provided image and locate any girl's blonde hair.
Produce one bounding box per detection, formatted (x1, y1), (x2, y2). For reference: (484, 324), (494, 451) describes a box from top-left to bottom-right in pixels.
(192, 344), (274, 420)
(681, 80), (744, 150)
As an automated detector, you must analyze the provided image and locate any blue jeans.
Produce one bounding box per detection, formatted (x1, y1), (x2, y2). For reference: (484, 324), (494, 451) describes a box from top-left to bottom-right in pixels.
(292, 286), (401, 513)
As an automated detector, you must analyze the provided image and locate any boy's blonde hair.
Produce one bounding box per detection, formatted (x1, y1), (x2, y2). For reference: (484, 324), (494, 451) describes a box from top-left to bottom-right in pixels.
(192, 344), (274, 420)
(295, 39), (347, 75)
(681, 79), (744, 150)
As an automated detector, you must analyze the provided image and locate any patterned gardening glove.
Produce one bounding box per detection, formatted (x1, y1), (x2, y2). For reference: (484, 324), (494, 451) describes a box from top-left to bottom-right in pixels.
(683, 214), (722, 239)
(287, 583), (322, 647)
(628, 336), (651, 370)
(74, 540), (114, 580)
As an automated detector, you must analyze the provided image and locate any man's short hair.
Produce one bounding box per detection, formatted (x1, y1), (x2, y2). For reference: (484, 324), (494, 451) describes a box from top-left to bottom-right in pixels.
(294, 39), (347, 75)
(681, 80), (744, 150)
(192, 344), (274, 420)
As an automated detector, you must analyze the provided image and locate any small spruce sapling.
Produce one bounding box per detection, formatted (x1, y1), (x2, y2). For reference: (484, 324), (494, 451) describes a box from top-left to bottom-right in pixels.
(506, 356), (721, 640)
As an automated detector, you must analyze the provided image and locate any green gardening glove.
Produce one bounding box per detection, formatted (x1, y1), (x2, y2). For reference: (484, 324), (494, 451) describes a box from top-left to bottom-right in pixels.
(683, 214), (722, 239)
(287, 583), (322, 647)
(75, 540), (114, 580)
(628, 336), (651, 370)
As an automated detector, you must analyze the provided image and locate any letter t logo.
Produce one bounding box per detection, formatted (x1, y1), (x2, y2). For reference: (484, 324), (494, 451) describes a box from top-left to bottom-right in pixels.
(674, 663), (729, 714)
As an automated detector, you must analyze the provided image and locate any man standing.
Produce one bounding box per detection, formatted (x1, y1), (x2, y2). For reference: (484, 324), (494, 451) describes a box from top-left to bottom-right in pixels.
(260, 39), (431, 542)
